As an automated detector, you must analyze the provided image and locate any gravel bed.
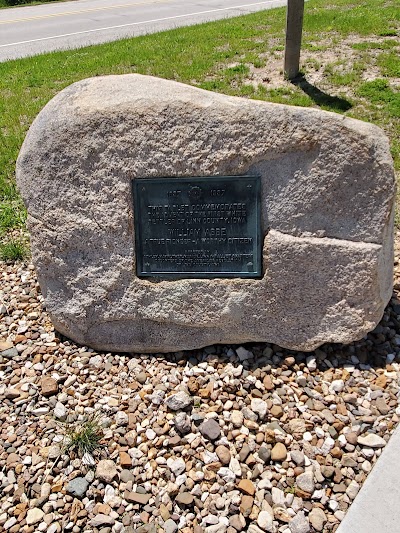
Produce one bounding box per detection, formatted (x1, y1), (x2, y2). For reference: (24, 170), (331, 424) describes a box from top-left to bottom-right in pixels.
(1, 236), (400, 533)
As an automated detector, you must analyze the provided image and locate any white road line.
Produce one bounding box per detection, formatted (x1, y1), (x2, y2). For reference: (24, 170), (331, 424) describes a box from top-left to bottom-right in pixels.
(0, 0), (170, 25)
(0, 0), (281, 48)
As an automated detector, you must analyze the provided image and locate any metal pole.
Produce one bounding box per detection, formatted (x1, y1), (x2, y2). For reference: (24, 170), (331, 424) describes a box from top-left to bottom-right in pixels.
(284, 0), (305, 79)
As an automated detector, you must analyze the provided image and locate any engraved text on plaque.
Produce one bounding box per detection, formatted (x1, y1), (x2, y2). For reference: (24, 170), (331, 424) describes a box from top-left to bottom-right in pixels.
(133, 176), (261, 278)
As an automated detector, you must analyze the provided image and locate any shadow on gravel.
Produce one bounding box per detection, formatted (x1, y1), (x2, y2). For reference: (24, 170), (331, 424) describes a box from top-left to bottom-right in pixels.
(64, 295), (400, 373)
(162, 295), (398, 372)
(291, 74), (353, 112)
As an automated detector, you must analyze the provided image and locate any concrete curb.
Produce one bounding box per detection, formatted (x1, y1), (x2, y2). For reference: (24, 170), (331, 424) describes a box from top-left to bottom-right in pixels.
(337, 423), (400, 533)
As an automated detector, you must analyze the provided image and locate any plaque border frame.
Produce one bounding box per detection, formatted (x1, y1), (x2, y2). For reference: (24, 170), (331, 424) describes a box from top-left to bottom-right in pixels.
(132, 175), (262, 279)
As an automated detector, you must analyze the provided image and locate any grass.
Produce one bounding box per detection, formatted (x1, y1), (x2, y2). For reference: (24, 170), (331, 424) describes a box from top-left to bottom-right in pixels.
(61, 412), (105, 460)
(0, 0), (64, 8)
(0, 199), (26, 232)
(0, 0), (399, 245)
(0, 238), (28, 261)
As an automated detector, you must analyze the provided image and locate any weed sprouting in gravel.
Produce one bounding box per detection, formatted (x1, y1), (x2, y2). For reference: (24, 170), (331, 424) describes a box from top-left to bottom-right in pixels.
(61, 412), (105, 460)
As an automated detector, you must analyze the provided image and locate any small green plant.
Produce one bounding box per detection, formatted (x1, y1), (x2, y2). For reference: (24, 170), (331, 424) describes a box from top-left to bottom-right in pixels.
(61, 412), (105, 459)
(224, 63), (250, 80)
(352, 40), (398, 51)
(377, 50), (400, 78)
(0, 239), (28, 262)
(0, 202), (26, 235)
(252, 58), (265, 69)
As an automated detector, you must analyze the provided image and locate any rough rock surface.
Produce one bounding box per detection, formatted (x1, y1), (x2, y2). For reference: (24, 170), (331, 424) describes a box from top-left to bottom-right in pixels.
(16, 74), (396, 352)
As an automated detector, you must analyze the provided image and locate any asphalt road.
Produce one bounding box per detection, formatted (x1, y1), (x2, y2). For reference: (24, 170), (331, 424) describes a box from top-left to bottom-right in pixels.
(0, 0), (287, 62)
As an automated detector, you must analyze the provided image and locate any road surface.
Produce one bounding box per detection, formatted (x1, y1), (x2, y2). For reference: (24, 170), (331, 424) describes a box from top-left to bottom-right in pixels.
(0, 0), (287, 62)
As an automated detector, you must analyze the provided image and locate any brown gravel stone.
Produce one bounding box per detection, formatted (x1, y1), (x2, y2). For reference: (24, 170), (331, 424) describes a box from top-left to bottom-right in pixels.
(119, 452), (132, 468)
(187, 376), (200, 394)
(175, 493), (194, 506)
(216, 445), (231, 465)
(240, 495), (254, 517)
(40, 376), (58, 396)
(5, 388), (20, 400)
(6, 453), (20, 467)
(375, 375), (388, 389)
(331, 447), (343, 459)
(271, 443), (287, 462)
(270, 405), (284, 418)
(375, 397), (390, 415)
(263, 375), (274, 391)
(238, 479), (256, 496)
(124, 491), (151, 505)
(337, 403), (348, 416)
(0, 340), (14, 352)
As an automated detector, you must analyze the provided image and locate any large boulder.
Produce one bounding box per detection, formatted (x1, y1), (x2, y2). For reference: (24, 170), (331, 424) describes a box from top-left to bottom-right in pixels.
(16, 74), (395, 352)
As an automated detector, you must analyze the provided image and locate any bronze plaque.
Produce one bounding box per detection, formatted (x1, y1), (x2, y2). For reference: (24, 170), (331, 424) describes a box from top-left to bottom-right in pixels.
(133, 176), (261, 278)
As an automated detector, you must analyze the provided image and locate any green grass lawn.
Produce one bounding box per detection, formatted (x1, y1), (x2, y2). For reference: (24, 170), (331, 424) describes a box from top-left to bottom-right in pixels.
(0, 0), (399, 257)
(0, 0), (64, 8)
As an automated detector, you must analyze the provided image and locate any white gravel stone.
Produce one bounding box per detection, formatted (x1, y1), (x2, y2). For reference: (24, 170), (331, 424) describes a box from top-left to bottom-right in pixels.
(203, 451), (219, 464)
(26, 509), (45, 525)
(357, 433), (387, 448)
(217, 467), (236, 483)
(104, 485), (116, 504)
(53, 401), (67, 420)
(96, 460), (118, 483)
(329, 500), (339, 512)
(362, 460), (372, 473)
(296, 471), (315, 494)
(272, 487), (286, 506)
(203, 515), (219, 525)
(251, 398), (268, 420)
(4, 517), (17, 530)
(257, 510), (274, 531)
(145, 428), (156, 440)
(167, 457), (186, 476)
(346, 480), (361, 500)
(115, 411), (128, 425)
(289, 511), (310, 533)
(306, 356), (317, 371)
(329, 380), (345, 393)
(320, 437), (335, 455)
(82, 452), (96, 466)
(231, 410), (244, 428)
(166, 391), (192, 411)
(361, 447), (376, 459)
(164, 519), (178, 533)
(229, 457), (242, 477)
